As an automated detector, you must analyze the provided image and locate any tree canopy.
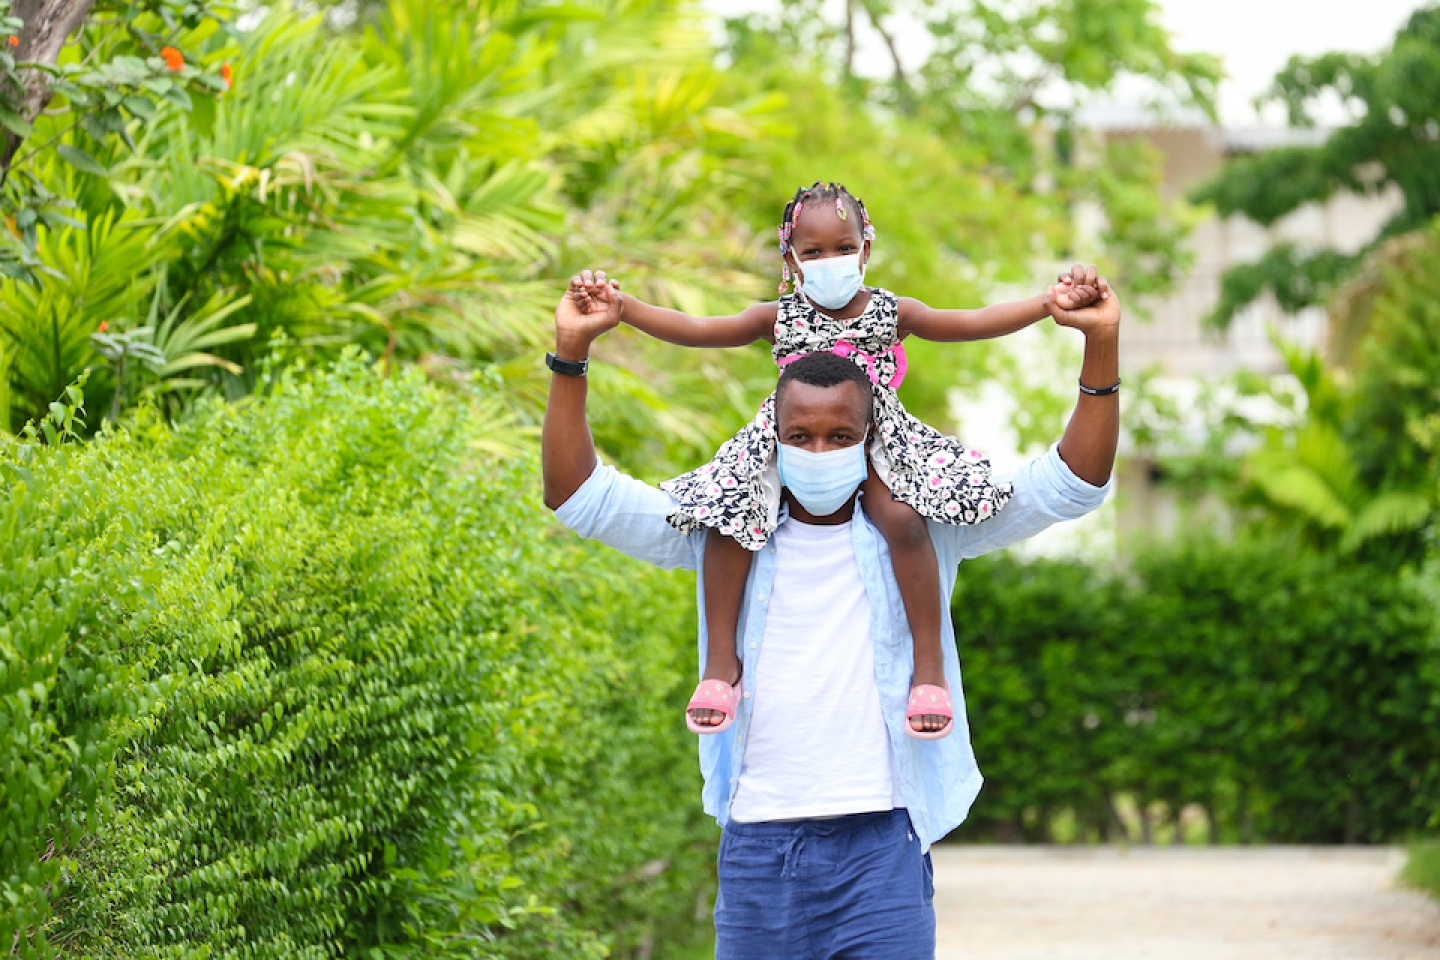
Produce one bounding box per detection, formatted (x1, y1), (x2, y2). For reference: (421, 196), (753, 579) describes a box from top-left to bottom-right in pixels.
(1193, 5), (1440, 327)
(0, 0), (1214, 480)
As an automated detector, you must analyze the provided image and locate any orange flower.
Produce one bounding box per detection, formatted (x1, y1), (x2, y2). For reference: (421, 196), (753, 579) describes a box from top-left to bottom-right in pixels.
(220, 62), (232, 90)
(7, 36), (17, 47)
(98, 320), (109, 333)
(160, 46), (184, 72)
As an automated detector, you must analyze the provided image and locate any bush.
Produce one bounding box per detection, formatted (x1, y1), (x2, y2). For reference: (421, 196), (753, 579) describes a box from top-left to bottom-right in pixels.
(1403, 841), (1440, 905)
(953, 542), (1440, 844)
(1, 356), (714, 958)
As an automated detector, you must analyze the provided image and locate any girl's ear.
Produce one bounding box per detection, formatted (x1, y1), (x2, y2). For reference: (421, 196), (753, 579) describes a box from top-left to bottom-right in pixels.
(861, 239), (871, 269)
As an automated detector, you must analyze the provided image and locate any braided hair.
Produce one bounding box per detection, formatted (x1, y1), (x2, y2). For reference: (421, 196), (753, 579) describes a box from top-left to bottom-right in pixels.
(776, 181), (876, 295)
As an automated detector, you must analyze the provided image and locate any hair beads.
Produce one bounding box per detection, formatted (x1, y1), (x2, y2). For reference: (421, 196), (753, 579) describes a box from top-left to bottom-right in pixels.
(776, 182), (875, 295)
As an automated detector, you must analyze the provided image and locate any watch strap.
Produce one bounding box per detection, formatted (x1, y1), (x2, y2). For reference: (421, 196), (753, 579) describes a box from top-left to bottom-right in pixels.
(1078, 377), (1121, 396)
(546, 351), (589, 377)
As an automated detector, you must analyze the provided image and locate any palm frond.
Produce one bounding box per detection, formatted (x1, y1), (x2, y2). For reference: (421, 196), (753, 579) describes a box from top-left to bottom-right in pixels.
(1341, 491), (1435, 552)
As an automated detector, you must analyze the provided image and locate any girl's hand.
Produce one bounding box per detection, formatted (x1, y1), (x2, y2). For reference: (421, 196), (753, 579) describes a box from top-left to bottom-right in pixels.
(555, 269), (622, 354)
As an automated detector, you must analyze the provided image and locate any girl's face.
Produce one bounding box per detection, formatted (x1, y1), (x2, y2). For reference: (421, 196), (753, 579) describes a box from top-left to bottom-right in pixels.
(786, 199), (869, 278)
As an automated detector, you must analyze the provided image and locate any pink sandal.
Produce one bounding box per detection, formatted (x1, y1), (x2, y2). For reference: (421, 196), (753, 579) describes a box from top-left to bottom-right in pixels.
(906, 684), (954, 740)
(686, 679), (741, 735)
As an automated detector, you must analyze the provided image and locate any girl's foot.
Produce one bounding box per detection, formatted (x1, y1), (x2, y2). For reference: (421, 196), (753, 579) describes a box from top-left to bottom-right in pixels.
(907, 667), (952, 735)
(906, 683), (953, 739)
(688, 666), (741, 730)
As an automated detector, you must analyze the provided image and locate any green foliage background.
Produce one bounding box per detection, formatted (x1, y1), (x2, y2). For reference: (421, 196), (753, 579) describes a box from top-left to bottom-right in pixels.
(953, 549), (1440, 845)
(2, 0), (1439, 952)
(2, 358), (714, 958)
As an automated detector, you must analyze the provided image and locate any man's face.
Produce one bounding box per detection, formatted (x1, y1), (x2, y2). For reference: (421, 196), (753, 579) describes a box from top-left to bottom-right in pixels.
(776, 380), (870, 453)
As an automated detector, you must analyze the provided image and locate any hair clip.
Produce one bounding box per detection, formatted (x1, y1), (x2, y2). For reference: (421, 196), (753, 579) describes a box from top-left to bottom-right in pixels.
(836, 197), (847, 220)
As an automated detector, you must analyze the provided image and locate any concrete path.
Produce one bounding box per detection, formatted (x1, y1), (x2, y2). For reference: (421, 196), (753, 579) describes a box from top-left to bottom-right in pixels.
(932, 846), (1440, 959)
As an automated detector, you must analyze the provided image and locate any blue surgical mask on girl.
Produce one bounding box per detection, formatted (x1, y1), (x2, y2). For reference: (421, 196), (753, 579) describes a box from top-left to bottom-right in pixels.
(777, 433), (869, 516)
(792, 253), (865, 310)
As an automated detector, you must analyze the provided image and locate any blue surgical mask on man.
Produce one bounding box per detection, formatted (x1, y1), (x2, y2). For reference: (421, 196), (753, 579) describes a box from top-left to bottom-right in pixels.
(777, 434), (868, 516)
(792, 253), (865, 310)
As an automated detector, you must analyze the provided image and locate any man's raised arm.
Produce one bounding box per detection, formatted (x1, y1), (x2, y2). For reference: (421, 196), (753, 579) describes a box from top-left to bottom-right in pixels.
(541, 271), (697, 571)
(542, 270), (621, 510)
(1052, 269), (1120, 487)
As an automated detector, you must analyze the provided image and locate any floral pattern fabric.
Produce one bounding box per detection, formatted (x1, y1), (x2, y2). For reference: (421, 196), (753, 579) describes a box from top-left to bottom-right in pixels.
(660, 288), (1012, 550)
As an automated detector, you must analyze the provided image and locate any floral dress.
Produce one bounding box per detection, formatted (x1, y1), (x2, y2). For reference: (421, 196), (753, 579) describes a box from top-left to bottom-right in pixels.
(660, 288), (1012, 549)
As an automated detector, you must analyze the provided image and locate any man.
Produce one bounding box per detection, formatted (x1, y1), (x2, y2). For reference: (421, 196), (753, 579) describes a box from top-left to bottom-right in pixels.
(543, 267), (1120, 959)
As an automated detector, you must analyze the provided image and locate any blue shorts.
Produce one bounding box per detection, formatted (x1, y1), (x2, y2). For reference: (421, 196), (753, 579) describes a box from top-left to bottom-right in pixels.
(714, 808), (936, 960)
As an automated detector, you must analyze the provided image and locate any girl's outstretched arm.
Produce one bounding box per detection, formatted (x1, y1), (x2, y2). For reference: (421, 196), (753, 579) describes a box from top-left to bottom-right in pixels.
(898, 265), (1110, 343)
(618, 294), (778, 347)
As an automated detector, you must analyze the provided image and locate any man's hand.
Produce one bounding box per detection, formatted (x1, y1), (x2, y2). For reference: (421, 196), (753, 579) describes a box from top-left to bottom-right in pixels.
(555, 268), (623, 360)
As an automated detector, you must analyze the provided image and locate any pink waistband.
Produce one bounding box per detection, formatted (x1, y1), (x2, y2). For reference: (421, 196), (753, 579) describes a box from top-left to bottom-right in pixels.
(777, 340), (908, 389)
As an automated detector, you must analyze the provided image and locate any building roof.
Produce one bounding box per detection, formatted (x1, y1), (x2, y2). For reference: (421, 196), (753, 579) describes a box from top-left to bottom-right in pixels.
(1069, 103), (1334, 152)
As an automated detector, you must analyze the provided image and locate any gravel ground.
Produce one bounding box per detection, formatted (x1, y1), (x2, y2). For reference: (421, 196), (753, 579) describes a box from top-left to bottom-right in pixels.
(931, 846), (1440, 960)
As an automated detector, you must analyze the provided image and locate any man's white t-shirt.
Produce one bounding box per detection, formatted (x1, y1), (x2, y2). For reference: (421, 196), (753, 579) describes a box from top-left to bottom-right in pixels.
(729, 516), (905, 822)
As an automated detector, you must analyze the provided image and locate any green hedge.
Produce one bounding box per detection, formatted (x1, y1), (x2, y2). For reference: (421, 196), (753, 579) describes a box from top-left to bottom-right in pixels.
(1, 357), (714, 958)
(953, 546), (1440, 844)
(1403, 841), (1440, 905)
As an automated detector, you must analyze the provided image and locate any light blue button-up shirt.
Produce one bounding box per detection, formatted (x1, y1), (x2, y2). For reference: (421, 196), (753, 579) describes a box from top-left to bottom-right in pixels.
(555, 443), (1110, 850)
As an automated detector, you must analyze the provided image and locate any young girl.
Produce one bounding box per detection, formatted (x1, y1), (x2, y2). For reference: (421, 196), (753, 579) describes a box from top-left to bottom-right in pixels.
(598, 181), (1104, 739)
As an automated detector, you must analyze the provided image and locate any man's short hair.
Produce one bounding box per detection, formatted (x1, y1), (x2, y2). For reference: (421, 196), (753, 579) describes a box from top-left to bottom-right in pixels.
(776, 352), (874, 421)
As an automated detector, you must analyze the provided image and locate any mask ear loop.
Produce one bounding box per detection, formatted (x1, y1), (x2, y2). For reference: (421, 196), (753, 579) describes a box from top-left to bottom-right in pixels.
(787, 251), (805, 292)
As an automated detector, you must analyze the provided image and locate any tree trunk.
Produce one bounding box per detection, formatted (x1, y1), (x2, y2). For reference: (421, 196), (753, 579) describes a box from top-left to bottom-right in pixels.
(843, 0), (855, 79)
(1104, 793), (1129, 843)
(861, 3), (908, 92)
(3, 0), (100, 168)
(1238, 783), (1253, 845)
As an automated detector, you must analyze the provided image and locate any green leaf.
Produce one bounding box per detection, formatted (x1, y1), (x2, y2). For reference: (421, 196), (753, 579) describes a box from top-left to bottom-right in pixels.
(123, 95), (156, 119)
(0, 107), (31, 138)
(161, 86), (193, 111)
(56, 144), (109, 177)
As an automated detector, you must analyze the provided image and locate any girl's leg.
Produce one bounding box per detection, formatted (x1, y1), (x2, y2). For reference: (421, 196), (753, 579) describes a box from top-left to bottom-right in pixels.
(860, 468), (950, 734)
(693, 528), (751, 727)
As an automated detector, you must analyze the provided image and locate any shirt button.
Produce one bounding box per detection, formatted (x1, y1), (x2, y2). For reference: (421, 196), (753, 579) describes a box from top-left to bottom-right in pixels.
(743, 690), (752, 698)
(758, 594), (767, 602)
(749, 642), (756, 650)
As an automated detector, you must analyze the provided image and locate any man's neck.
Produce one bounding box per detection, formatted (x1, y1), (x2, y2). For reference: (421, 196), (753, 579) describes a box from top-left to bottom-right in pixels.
(783, 492), (858, 526)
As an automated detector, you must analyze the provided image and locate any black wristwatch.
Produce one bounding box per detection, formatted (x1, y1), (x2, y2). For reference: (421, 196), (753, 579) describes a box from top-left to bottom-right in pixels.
(546, 352), (589, 377)
(1078, 377), (1121, 396)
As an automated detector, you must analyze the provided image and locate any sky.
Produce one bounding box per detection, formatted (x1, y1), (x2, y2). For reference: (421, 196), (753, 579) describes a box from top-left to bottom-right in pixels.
(701, 0), (1431, 126)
